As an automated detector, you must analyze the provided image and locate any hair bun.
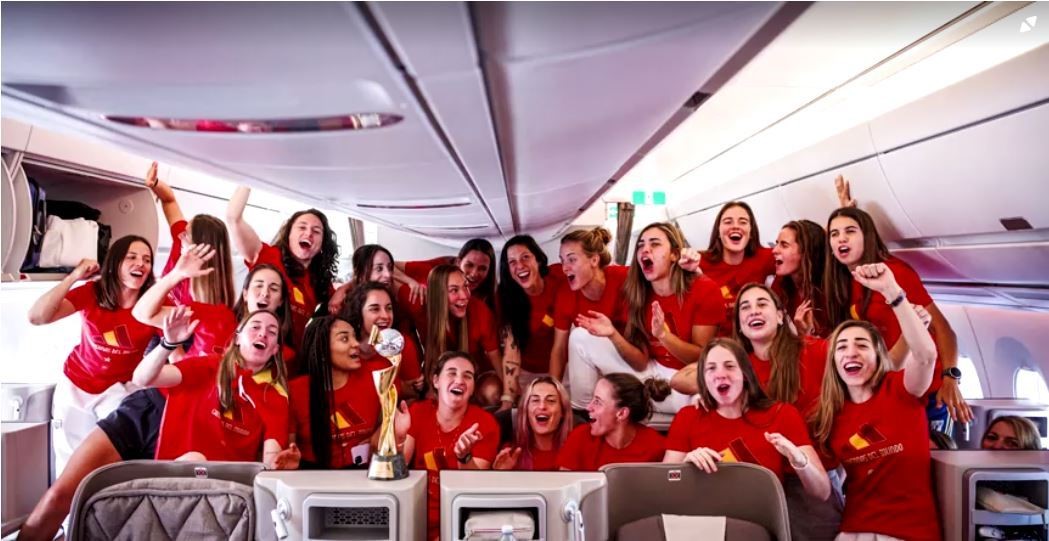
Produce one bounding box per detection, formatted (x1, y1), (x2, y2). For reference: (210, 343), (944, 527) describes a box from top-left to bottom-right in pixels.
(644, 378), (672, 402)
(591, 227), (613, 245)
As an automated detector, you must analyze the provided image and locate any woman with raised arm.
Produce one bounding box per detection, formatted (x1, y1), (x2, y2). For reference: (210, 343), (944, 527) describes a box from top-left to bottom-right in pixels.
(663, 338), (831, 535)
(27, 236), (158, 475)
(394, 238), (498, 312)
(771, 219), (830, 337)
(329, 244), (422, 331)
(825, 206), (971, 425)
(285, 315), (411, 469)
(812, 263), (942, 541)
(557, 373), (667, 471)
(343, 282), (425, 396)
(570, 222), (723, 414)
(227, 185), (339, 355)
(496, 235), (567, 404)
(17, 262), (295, 541)
(699, 201), (777, 335)
(420, 264), (502, 406)
(132, 308), (291, 467)
(492, 377), (573, 471)
(404, 351), (500, 541)
(550, 227), (628, 382)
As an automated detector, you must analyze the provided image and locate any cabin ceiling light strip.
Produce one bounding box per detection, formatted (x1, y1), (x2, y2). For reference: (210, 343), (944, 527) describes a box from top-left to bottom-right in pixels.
(356, 200), (471, 210)
(103, 113), (403, 133)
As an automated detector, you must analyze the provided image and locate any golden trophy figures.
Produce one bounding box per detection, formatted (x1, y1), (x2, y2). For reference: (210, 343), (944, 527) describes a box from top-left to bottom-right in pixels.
(368, 326), (409, 480)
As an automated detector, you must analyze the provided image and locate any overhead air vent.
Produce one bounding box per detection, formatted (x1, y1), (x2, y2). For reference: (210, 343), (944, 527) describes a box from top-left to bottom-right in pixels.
(355, 197), (472, 210)
(410, 224), (490, 231)
(103, 113), (402, 133)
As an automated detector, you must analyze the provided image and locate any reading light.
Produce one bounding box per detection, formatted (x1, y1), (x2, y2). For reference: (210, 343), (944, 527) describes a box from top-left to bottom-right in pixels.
(104, 113), (403, 133)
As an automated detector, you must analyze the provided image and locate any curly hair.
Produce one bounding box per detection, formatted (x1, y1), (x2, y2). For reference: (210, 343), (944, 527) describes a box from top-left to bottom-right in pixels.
(272, 209), (339, 307)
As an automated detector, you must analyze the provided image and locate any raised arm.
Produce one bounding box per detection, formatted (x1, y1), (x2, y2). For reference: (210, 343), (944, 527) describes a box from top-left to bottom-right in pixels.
(226, 185), (263, 265)
(132, 244), (215, 327)
(132, 306), (198, 388)
(669, 362), (700, 395)
(27, 259), (98, 325)
(145, 162), (184, 227)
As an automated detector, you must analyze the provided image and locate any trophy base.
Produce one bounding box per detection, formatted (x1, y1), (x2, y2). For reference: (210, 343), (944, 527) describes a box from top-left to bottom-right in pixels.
(368, 453), (408, 481)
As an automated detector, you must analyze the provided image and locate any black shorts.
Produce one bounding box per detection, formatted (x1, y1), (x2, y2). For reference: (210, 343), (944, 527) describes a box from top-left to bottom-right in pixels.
(96, 388), (166, 460)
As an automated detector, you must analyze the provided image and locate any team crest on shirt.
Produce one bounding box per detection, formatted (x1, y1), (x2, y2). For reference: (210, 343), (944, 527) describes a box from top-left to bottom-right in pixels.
(719, 438), (757, 464)
(214, 406), (250, 436)
(720, 285), (732, 300)
(94, 324), (133, 353)
(292, 287), (305, 305)
(542, 314), (555, 327)
(847, 423), (886, 451)
(849, 304), (860, 320)
(332, 402), (366, 430)
(423, 448), (450, 471)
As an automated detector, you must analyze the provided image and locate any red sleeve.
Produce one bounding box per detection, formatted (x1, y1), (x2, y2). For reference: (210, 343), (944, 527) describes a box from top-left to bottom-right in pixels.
(690, 276), (727, 327)
(469, 300), (499, 354)
(557, 426), (588, 471)
(252, 242), (284, 270)
(553, 286), (577, 331)
(173, 356), (218, 387)
(776, 404), (812, 448)
(756, 247), (776, 277)
(408, 401), (429, 441)
(547, 263), (565, 280)
(471, 408), (500, 463)
(65, 283), (96, 312)
(398, 334), (423, 381)
(405, 256), (454, 285)
(889, 259), (933, 306)
(665, 407), (697, 452)
(162, 220), (188, 278)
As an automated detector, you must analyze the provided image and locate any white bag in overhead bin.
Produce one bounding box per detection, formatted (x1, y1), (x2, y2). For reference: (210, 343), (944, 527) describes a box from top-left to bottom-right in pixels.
(39, 215), (99, 268)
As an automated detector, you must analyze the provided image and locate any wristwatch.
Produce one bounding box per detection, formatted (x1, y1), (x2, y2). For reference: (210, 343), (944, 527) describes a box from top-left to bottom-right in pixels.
(457, 452), (472, 465)
(942, 367), (962, 380)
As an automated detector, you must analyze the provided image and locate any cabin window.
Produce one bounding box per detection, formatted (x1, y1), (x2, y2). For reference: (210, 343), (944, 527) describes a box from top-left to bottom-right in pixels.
(1014, 367), (1049, 403)
(957, 355), (984, 399)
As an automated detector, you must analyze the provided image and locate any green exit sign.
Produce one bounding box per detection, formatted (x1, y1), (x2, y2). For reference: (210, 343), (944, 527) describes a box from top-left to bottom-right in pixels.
(631, 191), (667, 205)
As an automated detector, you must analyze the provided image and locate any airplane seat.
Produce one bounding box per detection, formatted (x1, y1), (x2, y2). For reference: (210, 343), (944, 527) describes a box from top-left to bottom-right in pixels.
(67, 460), (264, 541)
(956, 399), (1049, 450)
(601, 462), (790, 541)
(1, 383), (56, 423)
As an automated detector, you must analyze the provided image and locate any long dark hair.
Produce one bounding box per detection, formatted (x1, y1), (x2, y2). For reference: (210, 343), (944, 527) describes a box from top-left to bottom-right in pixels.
(301, 315), (353, 468)
(734, 284), (802, 404)
(458, 238), (497, 312)
(343, 281), (393, 341)
(696, 338), (777, 415)
(823, 208), (892, 329)
(95, 235), (156, 310)
(704, 202), (762, 264)
(777, 220), (826, 324)
(272, 209), (339, 307)
(351, 244), (394, 287)
(234, 264), (293, 348)
(497, 235), (549, 352)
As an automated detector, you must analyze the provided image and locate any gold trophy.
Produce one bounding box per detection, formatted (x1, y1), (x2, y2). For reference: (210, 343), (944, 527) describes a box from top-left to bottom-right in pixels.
(368, 326), (409, 480)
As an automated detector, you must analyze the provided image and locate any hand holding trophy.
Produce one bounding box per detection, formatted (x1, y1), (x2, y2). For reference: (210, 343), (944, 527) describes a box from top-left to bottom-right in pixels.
(368, 326), (409, 480)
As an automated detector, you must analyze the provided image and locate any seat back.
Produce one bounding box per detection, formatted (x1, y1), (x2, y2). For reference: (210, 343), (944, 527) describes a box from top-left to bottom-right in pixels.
(602, 462), (790, 540)
(68, 460), (263, 541)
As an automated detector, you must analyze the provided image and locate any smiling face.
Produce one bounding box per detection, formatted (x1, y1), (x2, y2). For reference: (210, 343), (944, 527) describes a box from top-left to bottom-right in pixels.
(244, 268), (284, 313)
(507, 244), (542, 293)
(587, 379), (625, 437)
(719, 205), (752, 256)
(368, 250), (394, 287)
(328, 318), (362, 372)
(560, 240), (598, 292)
(834, 325), (878, 387)
(737, 287), (783, 344)
(829, 216), (864, 268)
(236, 311), (281, 371)
(362, 289), (394, 336)
(433, 356), (475, 410)
(772, 227), (802, 277)
(287, 213), (324, 263)
(635, 226), (678, 283)
(459, 250), (491, 292)
(446, 271), (471, 319)
(526, 382), (564, 436)
(119, 241), (153, 291)
(703, 345), (745, 408)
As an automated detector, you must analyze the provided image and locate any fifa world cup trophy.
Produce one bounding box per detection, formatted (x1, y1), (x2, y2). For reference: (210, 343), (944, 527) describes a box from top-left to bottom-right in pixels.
(368, 326), (409, 480)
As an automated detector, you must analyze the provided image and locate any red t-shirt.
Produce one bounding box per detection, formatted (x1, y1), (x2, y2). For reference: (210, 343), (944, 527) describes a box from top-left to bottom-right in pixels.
(408, 400), (499, 541)
(829, 371), (941, 541)
(404, 256), (456, 286)
(850, 257), (941, 392)
(644, 276), (725, 369)
(288, 364), (383, 469)
(700, 247), (776, 336)
(63, 284), (160, 394)
(503, 269), (566, 374)
(748, 337), (828, 416)
(182, 301), (237, 358)
(418, 297), (499, 373)
(161, 220), (192, 305)
(251, 242), (329, 349)
(155, 355), (290, 462)
(666, 403), (810, 481)
(553, 265), (629, 331)
(557, 424), (665, 471)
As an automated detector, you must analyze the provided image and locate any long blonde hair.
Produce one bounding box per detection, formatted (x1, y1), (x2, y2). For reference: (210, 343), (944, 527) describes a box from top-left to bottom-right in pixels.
(810, 320), (891, 455)
(217, 310), (288, 413)
(514, 377), (573, 469)
(188, 214), (236, 308)
(424, 264), (471, 381)
(623, 222), (692, 353)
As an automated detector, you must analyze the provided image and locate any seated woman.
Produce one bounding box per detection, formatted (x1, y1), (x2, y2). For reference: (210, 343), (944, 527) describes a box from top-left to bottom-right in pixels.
(558, 373), (668, 471)
(287, 315), (410, 469)
(811, 263), (942, 541)
(132, 307), (291, 467)
(343, 281), (425, 396)
(493, 377), (572, 471)
(982, 416), (1042, 450)
(663, 339), (830, 517)
(404, 351), (500, 541)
